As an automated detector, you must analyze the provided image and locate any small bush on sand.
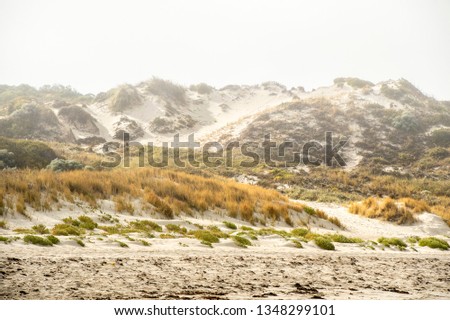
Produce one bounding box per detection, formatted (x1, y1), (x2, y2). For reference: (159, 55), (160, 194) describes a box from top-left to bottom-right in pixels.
(24, 235), (53, 246)
(407, 236), (420, 244)
(159, 233), (176, 239)
(0, 235), (11, 243)
(223, 221), (237, 230)
(165, 224), (187, 234)
(32, 224), (49, 234)
(418, 237), (449, 250)
(13, 227), (35, 234)
(328, 234), (363, 243)
(233, 235), (252, 248)
(116, 240), (128, 248)
(52, 223), (84, 236)
(192, 230), (220, 243)
(75, 238), (85, 247)
(378, 237), (407, 249)
(201, 240), (213, 248)
(292, 239), (303, 248)
(291, 228), (309, 237)
(140, 239), (150, 246)
(0, 220), (7, 229)
(77, 215), (98, 230)
(128, 220), (162, 232)
(314, 237), (335, 250)
(46, 235), (60, 244)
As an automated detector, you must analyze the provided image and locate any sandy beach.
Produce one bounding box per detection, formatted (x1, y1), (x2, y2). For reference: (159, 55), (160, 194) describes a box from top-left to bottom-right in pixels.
(1, 244), (450, 300)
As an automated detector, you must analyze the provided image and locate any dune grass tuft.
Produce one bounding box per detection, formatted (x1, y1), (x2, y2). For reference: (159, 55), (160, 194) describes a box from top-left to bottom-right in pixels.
(223, 221), (237, 230)
(377, 237), (407, 249)
(232, 235), (252, 248)
(24, 234), (53, 246)
(314, 237), (335, 250)
(349, 197), (416, 224)
(418, 237), (449, 250)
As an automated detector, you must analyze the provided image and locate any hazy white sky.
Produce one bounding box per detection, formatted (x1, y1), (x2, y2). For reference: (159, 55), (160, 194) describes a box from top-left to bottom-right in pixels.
(0, 0), (449, 99)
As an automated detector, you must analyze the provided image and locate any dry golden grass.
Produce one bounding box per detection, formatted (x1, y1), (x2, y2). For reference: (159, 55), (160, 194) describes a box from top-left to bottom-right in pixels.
(0, 168), (341, 227)
(399, 198), (430, 213)
(349, 197), (417, 225)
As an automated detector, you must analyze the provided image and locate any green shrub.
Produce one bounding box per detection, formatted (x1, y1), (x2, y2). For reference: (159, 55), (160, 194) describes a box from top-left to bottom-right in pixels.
(232, 235), (252, 248)
(52, 223), (84, 236)
(13, 227), (35, 234)
(328, 234), (363, 243)
(192, 230), (220, 243)
(291, 228), (309, 237)
(418, 237), (449, 250)
(429, 129), (450, 148)
(46, 235), (60, 244)
(200, 240), (213, 248)
(47, 158), (84, 172)
(0, 220), (7, 229)
(0, 137), (57, 169)
(128, 220), (162, 232)
(32, 224), (49, 234)
(24, 235), (53, 246)
(407, 236), (420, 244)
(223, 221), (237, 230)
(77, 215), (98, 230)
(377, 237), (407, 249)
(75, 238), (85, 247)
(140, 240), (150, 246)
(292, 239), (303, 248)
(116, 240), (128, 248)
(314, 237), (335, 250)
(165, 224), (187, 234)
(240, 226), (254, 231)
(159, 233), (176, 239)
(0, 235), (11, 243)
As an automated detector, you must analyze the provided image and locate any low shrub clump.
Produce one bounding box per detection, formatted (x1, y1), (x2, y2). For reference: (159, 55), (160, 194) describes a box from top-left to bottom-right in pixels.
(314, 237), (335, 250)
(46, 235), (60, 244)
(0, 235), (11, 243)
(292, 239), (303, 248)
(291, 228), (309, 237)
(418, 237), (449, 250)
(232, 235), (252, 248)
(52, 223), (84, 236)
(24, 235), (53, 246)
(327, 234), (363, 243)
(192, 230), (220, 243)
(377, 237), (407, 249)
(165, 224), (187, 234)
(128, 220), (162, 233)
(223, 221), (237, 230)
(32, 224), (49, 234)
(116, 240), (129, 248)
(74, 238), (85, 247)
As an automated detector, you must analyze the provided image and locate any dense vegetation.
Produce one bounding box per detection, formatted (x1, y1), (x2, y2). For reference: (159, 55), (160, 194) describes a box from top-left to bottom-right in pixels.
(0, 137), (58, 169)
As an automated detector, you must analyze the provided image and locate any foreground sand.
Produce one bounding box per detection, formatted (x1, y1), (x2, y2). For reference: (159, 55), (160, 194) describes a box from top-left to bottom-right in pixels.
(1, 248), (449, 300)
